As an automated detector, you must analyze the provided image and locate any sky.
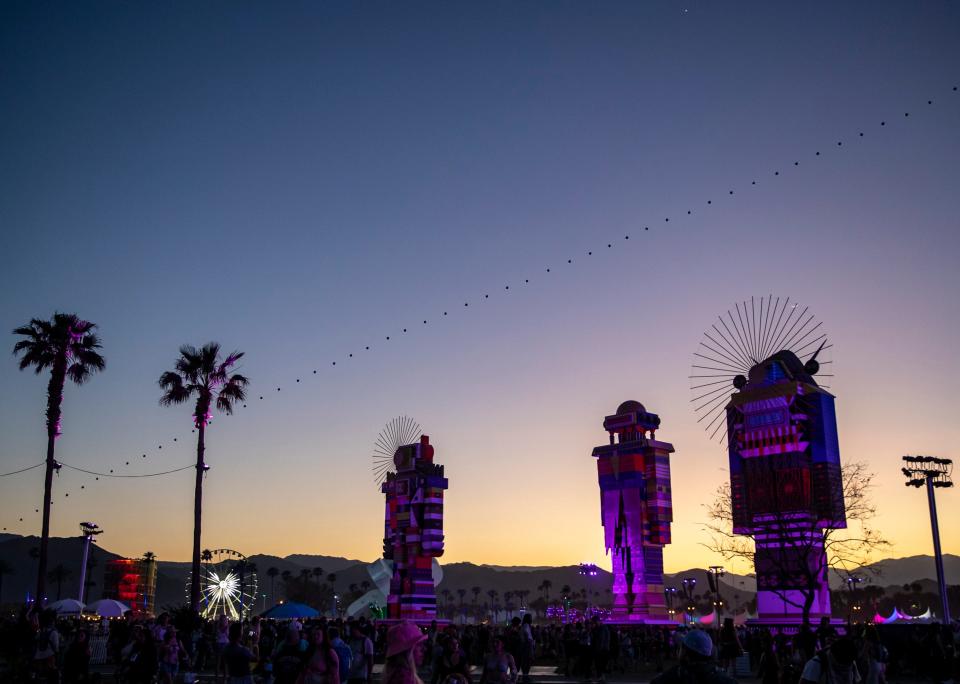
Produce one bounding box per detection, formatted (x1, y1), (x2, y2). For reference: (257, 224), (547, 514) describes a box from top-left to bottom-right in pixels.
(0, 1), (958, 576)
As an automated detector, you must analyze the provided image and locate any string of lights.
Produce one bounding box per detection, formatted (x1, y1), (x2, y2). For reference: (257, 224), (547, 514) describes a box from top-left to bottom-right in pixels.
(57, 461), (196, 479)
(0, 463), (44, 478)
(1, 83), (957, 531)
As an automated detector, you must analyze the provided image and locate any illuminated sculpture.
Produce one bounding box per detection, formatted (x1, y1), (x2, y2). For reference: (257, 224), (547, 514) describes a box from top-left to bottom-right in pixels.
(591, 401), (675, 622)
(692, 297), (845, 623)
(376, 417), (448, 622)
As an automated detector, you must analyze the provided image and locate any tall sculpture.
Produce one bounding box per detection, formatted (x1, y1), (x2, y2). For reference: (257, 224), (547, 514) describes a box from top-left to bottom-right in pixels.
(381, 433), (448, 622)
(591, 401), (675, 622)
(692, 297), (845, 624)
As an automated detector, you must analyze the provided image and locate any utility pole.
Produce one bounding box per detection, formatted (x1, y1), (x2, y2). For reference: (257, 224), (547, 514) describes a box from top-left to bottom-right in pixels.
(902, 455), (953, 624)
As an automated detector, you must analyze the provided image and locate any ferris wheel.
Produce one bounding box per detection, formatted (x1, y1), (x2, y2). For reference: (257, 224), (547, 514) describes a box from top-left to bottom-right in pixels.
(187, 548), (259, 620)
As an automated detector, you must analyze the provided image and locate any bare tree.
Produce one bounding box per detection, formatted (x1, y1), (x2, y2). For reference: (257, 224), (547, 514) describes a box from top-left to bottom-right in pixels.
(705, 460), (889, 626)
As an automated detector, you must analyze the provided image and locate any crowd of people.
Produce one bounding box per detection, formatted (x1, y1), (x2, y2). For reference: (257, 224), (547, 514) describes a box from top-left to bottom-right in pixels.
(1, 604), (958, 684)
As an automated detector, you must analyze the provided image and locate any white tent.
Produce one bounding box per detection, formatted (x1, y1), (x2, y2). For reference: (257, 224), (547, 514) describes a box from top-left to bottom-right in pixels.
(48, 598), (85, 615)
(85, 599), (129, 617)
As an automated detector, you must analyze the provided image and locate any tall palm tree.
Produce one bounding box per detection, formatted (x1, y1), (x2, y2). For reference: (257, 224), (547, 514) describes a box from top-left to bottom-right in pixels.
(267, 567), (279, 602)
(300, 568), (311, 583)
(312, 567), (324, 586)
(13, 313), (105, 604)
(142, 551), (156, 563)
(326, 572), (337, 593)
(159, 342), (248, 613)
(47, 563), (72, 600)
(542, 579), (552, 601)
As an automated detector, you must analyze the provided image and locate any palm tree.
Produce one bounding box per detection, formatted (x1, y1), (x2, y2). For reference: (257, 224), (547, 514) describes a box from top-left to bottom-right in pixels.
(0, 559), (12, 604)
(159, 342), (248, 613)
(201, 549), (213, 563)
(300, 568), (311, 583)
(267, 567), (279, 602)
(47, 563), (72, 600)
(312, 567), (324, 586)
(361, 580), (371, 593)
(13, 313), (105, 604)
(142, 551), (156, 563)
(327, 572), (337, 593)
(457, 588), (466, 612)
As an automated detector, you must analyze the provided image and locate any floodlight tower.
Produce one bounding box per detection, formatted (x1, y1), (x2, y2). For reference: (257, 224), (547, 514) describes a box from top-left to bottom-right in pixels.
(901, 455), (953, 624)
(708, 565), (726, 620)
(77, 521), (102, 603)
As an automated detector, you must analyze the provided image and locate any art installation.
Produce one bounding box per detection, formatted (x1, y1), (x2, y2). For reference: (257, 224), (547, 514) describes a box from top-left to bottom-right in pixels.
(104, 558), (157, 617)
(376, 417), (448, 622)
(692, 297), (845, 623)
(591, 400), (676, 623)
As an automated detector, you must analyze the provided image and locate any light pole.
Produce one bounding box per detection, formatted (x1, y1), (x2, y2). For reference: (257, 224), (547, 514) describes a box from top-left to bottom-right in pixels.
(708, 566), (726, 624)
(665, 587), (678, 621)
(681, 577), (697, 625)
(579, 563), (599, 618)
(77, 522), (102, 604)
(844, 575), (863, 624)
(902, 455), (953, 624)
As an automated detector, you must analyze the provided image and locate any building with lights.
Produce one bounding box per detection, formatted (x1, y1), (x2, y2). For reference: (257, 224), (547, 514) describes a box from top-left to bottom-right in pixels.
(591, 401), (676, 623)
(103, 558), (157, 617)
(726, 350), (845, 624)
(381, 434), (448, 622)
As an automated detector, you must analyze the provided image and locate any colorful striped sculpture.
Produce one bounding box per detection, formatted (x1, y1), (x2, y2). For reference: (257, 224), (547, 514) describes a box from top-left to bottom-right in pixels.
(381, 435), (448, 622)
(726, 350), (845, 623)
(592, 401), (675, 623)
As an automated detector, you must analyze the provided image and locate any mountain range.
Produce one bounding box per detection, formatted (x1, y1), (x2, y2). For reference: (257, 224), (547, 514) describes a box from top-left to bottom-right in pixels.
(0, 533), (955, 612)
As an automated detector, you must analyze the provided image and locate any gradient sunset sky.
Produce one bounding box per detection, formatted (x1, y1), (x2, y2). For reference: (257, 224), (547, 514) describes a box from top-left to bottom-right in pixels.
(1, 2), (958, 575)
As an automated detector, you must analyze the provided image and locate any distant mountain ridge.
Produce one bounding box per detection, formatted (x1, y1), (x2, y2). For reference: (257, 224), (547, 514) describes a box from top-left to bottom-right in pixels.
(0, 533), (955, 611)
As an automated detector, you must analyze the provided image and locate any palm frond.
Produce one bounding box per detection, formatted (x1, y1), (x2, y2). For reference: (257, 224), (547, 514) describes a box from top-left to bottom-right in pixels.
(67, 363), (93, 385)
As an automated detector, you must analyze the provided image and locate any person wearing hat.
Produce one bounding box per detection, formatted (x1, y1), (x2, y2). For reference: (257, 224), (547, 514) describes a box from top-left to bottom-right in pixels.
(383, 622), (429, 684)
(650, 629), (736, 684)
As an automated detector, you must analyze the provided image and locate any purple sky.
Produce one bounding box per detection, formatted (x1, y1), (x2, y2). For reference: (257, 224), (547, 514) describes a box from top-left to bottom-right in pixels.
(1, 2), (958, 572)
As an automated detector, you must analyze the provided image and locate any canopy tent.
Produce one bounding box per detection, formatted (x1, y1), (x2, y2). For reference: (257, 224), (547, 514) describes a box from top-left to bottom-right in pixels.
(261, 601), (320, 619)
(875, 606), (935, 624)
(48, 599), (85, 615)
(695, 609), (719, 626)
(85, 599), (130, 617)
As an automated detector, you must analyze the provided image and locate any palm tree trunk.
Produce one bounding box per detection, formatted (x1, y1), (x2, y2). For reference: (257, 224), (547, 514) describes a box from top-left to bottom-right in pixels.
(36, 362), (66, 606)
(190, 421), (206, 612)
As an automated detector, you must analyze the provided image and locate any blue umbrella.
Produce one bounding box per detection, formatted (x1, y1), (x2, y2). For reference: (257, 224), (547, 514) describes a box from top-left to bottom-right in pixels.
(261, 601), (320, 619)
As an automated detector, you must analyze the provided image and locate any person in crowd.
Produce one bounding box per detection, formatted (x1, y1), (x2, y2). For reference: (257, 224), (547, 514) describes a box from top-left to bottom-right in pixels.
(62, 626), (91, 683)
(158, 627), (188, 684)
(300, 625), (340, 684)
(860, 627), (887, 684)
(717, 618), (742, 674)
(347, 621), (376, 684)
(650, 629), (735, 684)
(215, 614), (231, 683)
(519, 614), (535, 684)
(480, 636), (519, 684)
(330, 627), (353, 684)
(756, 629), (780, 684)
(435, 633), (472, 684)
(272, 624), (308, 684)
(383, 621), (429, 684)
(127, 629), (159, 684)
(224, 621), (257, 684)
(591, 616), (611, 684)
(33, 608), (60, 681)
(800, 636), (861, 684)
